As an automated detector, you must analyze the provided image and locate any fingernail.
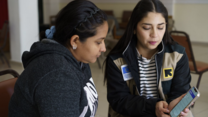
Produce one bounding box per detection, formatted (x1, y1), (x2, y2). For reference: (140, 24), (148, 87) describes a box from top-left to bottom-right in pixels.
(185, 108), (189, 112)
(181, 112), (185, 115)
(167, 109), (169, 112)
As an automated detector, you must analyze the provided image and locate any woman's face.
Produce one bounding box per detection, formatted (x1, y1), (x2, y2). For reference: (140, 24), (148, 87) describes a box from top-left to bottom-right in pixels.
(135, 12), (166, 52)
(74, 21), (108, 63)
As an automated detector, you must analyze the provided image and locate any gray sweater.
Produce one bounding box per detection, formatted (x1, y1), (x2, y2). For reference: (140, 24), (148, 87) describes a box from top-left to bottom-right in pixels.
(9, 39), (98, 117)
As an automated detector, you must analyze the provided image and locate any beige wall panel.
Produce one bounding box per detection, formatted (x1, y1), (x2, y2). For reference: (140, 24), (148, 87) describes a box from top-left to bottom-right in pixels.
(174, 4), (208, 43)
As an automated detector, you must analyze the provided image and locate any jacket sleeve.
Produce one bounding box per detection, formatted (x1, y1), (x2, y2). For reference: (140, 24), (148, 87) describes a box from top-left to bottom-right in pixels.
(106, 57), (162, 116)
(34, 69), (81, 117)
(166, 51), (191, 103)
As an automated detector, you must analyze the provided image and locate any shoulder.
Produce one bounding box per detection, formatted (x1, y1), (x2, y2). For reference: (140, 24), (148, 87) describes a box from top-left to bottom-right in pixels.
(39, 68), (81, 87)
(107, 53), (127, 71)
(164, 43), (185, 54)
(35, 68), (82, 95)
(163, 43), (187, 64)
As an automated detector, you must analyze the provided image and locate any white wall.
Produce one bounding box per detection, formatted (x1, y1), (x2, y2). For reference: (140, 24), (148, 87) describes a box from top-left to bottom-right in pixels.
(160, 0), (174, 16)
(8, 0), (21, 62)
(173, 0), (208, 43)
(175, 0), (208, 4)
(174, 3), (208, 43)
(43, 0), (60, 24)
(93, 0), (174, 16)
(47, 0), (208, 43)
(59, 0), (174, 21)
(8, 0), (39, 63)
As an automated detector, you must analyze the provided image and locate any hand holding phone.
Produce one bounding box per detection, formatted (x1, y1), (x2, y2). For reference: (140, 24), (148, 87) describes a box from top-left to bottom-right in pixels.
(169, 87), (200, 117)
(155, 101), (170, 117)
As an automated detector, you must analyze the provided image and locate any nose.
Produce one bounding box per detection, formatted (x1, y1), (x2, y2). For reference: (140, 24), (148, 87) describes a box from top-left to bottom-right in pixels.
(150, 28), (158, 38)
(101, 42), (106, 52)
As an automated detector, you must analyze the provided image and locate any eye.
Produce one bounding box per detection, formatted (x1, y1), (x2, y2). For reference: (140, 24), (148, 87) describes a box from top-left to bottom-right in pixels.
(158, 27), (164, 30)
(143, 27), (151, 30)
(96, 42), (102, 45)
(158, 25), (164, 30)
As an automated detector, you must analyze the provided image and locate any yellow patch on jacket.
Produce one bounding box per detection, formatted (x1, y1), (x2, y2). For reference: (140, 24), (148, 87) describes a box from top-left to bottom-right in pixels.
(163, 68), (173, 78)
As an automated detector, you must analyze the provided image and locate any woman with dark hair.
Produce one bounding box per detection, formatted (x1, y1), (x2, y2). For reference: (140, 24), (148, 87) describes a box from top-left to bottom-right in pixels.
(9, 0), (108, 116)
(105, 0), (192, 117)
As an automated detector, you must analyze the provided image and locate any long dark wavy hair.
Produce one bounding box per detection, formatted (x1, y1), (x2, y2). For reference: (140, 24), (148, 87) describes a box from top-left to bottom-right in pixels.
(104, 0), (174, 84)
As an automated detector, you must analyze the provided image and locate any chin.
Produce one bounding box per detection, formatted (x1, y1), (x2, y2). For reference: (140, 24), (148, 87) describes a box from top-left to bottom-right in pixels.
(88, 59), (97, 63)
(149, 45), (159, 49)
(148, 46), (156, 50)
(92, 59), (97, 63)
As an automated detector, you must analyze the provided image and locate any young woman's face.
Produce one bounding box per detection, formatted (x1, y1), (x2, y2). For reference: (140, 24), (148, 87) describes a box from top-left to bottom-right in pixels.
(75, 21), (108, 63)
(135, 12), (166, 52)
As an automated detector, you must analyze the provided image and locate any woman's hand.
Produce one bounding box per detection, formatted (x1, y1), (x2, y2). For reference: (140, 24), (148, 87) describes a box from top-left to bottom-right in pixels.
(168, 94), (190, 117)
(178, 108), (189, 117)
(155, 101), (170, 117)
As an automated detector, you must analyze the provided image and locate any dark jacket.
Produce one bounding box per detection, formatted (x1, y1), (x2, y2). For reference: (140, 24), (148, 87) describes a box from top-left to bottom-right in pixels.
(106, 38), (191, 117)
(9, 39), (98, 117)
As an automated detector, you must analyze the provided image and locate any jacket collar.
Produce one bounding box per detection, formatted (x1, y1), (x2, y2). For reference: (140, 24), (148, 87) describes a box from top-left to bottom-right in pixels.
(122, 38), (164, 60)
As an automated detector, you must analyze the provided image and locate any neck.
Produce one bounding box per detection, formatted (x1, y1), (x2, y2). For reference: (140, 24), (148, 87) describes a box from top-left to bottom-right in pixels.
(68, 47), (81, 62)
(136, 46), (158, 59)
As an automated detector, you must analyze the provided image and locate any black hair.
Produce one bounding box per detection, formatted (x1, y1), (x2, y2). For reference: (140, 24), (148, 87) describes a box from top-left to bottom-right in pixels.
(53, 0), (107, 46)
(104, 0), (174, 84)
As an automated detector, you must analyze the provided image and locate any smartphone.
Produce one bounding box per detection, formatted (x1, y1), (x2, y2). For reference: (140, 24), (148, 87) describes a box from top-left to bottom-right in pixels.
(170, 86), (200, 117)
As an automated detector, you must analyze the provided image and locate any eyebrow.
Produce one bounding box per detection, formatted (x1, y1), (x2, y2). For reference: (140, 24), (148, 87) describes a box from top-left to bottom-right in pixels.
(97, 37), (106, 40)
(142, 23), (165, 25)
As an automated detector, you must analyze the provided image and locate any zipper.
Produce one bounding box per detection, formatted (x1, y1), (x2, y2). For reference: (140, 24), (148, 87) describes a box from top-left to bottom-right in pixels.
(155, 41), (164, 98)
(155, 54), (159, 98)
(122, 40), (132, 55)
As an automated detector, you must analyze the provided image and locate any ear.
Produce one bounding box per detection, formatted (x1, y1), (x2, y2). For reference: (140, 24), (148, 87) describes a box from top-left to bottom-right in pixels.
(69, 35), (79, 48)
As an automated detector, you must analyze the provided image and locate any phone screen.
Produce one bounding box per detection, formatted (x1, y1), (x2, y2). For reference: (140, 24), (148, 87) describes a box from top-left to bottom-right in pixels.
(170, 87), (198, 117)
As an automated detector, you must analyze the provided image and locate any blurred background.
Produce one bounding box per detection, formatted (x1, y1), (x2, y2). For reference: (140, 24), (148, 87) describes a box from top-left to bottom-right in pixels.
(0, 0), (208, 117)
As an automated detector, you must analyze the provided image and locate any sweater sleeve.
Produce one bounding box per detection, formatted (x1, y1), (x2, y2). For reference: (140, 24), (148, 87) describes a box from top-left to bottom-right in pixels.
(34, 69), (81, 117)
(166, 51), (191, 103)
(106, 57), (162, 116)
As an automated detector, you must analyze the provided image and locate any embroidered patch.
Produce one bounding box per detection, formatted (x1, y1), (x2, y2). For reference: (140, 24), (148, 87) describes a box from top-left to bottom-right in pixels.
(163, 68), (173, 78)
(121, 65), (133, 81)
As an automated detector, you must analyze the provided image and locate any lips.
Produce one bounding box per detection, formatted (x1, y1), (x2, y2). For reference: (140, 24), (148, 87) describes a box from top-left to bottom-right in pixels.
(149, 41), (157, 45)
